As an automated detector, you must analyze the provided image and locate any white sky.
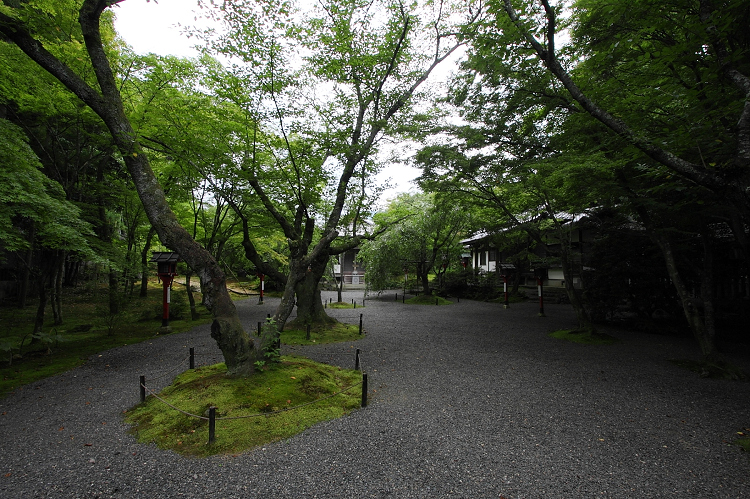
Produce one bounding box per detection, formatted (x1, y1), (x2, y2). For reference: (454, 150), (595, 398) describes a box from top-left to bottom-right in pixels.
(112, 0), (428, 203)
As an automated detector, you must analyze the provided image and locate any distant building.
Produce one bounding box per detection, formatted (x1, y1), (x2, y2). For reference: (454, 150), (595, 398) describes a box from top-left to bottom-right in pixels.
(333, 249), (365, 285)
(461, 213), (596, 288)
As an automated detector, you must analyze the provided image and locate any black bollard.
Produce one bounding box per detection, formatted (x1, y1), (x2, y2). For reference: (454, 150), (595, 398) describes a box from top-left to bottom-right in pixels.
(139, 375), (146, 403)
(189, 347), (195, 370)
(208, 406), (216, 444)
(355, 348), (360, 371)
(361, 373), (368, 407)
(359, 313), (363, 335)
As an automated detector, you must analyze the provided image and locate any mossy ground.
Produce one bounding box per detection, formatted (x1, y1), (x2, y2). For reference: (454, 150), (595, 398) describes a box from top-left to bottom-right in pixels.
(125, 356), (363, 457)
(735, 436), (750, 453)
(404, 294), (453, 306)
(0, 282), (212, 396)
(282, 322), (363, 345)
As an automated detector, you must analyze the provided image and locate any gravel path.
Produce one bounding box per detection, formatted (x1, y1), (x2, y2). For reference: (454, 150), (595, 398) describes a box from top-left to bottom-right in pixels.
(1, 290), (749, 498)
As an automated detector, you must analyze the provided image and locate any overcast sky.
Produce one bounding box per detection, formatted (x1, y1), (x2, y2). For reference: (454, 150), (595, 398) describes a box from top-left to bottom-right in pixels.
(112, 0), (424, 203)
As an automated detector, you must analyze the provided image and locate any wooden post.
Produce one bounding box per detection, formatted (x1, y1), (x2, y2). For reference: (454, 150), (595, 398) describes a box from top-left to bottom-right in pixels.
(208, 406), (216, 444)
(361, 374), (368, 407)
(139, 375), (145, 403)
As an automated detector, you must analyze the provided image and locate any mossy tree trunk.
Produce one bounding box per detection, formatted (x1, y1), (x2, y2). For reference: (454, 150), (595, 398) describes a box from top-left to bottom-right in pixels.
(288, 254), (337, 329)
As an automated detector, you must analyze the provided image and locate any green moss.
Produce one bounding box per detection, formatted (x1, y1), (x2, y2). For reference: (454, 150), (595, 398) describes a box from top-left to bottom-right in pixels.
(125, 356), (363, 456)
(404, 294), (453, 305)
(328, 302), (362, 309)
(735, 436), (750, 453)
(281, 323), (363, 345)
(0, 283), (212, 396)
(548, 329), (618, 345)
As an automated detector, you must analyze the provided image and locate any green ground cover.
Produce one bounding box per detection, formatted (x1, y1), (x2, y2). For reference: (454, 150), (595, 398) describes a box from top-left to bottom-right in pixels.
(125, 356), (363, 456)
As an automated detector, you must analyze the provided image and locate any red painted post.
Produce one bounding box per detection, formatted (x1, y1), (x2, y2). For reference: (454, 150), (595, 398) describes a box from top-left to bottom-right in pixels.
(161, 274), (173, 328)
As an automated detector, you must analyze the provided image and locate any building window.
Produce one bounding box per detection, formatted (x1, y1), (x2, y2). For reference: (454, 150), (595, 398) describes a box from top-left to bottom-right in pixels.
(480, 251), (487, 266)
(488, 249), (497, 262)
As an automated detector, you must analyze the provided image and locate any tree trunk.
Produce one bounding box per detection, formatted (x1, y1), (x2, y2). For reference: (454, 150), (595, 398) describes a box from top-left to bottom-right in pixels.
(290, 274), (336, 329)
(18, 229), (34, 309)
(558, 240), (596, 334)
(51, 251), (64, 325)
(511, 258), (522, 294)
(280, 254), (336, 330)
(108, 267), (119, 315)
(652, 231), (719, 361)
(33, 273), (47, 335)
(337, 259), (344, 303)
(419, 269), (431, 295)
(185, 271), (200, 320)
(84, 3), (258, 375)
(274, 260), (303, 332)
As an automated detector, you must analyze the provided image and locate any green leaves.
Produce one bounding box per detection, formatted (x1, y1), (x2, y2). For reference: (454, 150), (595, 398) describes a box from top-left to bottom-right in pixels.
(0, 119), (96, 256)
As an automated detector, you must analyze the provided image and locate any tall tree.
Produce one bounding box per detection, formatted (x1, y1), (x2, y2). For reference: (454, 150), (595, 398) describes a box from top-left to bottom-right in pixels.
(0, 0), (259, 375)
(192, 0), (474, 330)
(497, 0), (750, 245)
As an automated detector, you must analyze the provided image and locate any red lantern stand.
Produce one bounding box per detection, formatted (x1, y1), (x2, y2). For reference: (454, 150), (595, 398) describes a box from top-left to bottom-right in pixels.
(150, 252), (180, 330)
(257, 272), (265, 304)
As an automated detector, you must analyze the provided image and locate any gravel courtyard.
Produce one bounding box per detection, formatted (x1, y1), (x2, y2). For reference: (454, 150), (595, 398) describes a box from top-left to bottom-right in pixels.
(1, 290), (749, 498)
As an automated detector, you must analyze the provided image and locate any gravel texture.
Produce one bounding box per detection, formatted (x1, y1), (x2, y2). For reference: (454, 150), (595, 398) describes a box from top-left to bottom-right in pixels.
(1, 290), (750, 498)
